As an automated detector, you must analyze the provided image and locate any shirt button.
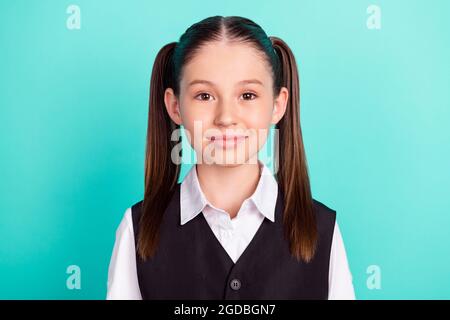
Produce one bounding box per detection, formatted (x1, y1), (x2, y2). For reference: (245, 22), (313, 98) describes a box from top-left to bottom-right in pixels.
(230, 278), (241, 291)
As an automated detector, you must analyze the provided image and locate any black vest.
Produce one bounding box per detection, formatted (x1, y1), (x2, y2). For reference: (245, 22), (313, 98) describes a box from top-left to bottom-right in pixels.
(131, 183), (336, 300)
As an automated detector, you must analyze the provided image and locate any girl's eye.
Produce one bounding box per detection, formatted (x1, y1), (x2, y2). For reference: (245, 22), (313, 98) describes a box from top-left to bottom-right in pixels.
(242, 92), (257, 100)
(195, 93), (213, 101)
(195, 92), (257, 101)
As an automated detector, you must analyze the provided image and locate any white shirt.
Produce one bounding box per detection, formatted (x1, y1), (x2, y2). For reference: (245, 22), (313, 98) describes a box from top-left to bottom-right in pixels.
(107, 160), (355, 300)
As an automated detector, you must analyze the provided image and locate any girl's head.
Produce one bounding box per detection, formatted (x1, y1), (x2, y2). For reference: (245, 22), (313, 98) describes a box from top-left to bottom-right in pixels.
(165, 35), (288, 166)
(163, 16), (289, 167)
(142, 16), (317, 263)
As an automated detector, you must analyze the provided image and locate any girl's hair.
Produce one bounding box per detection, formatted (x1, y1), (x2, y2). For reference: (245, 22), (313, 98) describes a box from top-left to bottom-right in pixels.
(138, 15), (317, 263)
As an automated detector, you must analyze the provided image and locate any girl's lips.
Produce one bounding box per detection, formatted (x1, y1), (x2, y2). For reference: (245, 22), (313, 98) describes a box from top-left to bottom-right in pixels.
(210, 135), (248, 141)
(209, 135), (248, 148)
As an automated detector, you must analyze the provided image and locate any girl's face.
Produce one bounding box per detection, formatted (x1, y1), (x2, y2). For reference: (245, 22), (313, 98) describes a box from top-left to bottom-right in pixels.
(165, 41), (288, 166)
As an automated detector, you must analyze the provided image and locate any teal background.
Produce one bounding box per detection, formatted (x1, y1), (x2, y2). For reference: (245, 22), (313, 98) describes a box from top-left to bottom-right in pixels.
(1, 0), (449, 299)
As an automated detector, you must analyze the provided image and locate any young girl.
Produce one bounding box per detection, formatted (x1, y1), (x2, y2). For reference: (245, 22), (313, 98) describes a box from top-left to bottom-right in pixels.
(106, 15), (355, 300)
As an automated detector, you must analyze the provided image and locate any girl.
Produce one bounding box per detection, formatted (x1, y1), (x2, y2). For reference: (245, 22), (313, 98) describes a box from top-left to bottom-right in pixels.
(107, 15), (355, 300)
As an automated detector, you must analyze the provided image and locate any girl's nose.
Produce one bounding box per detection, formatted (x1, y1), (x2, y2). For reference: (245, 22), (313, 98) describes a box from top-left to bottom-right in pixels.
(214, 102), (238, 127)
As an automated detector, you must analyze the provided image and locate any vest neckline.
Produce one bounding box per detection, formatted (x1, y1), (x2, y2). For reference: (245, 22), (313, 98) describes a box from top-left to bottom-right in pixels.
(186, 185), (283, 267)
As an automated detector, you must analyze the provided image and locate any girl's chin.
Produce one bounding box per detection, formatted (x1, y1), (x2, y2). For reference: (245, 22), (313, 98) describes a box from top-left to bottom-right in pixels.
(200, 161), (251, 167)
(197, 151), (258, 167)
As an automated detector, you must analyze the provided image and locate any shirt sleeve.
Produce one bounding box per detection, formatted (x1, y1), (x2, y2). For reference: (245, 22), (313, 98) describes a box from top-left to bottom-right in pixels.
(328, 221), (356, 300)
(106, 207), (143, 300)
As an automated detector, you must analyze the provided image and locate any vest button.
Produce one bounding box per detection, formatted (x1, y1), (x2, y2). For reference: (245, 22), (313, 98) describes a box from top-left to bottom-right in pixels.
(230, 278), (241, 291)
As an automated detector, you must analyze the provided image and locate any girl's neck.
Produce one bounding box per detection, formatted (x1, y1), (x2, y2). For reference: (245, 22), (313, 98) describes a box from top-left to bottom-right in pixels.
(195, 157), (261, 219)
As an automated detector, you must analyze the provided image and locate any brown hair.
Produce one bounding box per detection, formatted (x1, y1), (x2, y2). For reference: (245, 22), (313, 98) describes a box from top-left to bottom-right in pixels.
(138, 16), (317, 263)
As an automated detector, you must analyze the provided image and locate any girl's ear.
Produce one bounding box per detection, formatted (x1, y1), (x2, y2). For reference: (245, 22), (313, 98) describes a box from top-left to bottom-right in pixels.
(164, 88), (182, 125)
(271, 87), (289, 125)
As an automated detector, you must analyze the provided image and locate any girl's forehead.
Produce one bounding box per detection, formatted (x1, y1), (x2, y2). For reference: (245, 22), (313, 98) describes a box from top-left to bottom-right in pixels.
(180, 42), (273, 89)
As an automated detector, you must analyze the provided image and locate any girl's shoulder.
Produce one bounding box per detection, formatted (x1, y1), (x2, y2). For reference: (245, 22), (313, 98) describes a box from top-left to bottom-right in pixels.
(311, 198), (337, 231)
(312, 199), (336, 215)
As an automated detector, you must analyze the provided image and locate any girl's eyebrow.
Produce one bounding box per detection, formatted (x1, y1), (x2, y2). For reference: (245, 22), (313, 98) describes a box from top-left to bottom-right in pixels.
(188, 79), (264, 87)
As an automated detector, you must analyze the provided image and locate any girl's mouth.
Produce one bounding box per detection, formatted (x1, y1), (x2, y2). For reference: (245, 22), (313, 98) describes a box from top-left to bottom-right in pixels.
(209, 135), (249, 149)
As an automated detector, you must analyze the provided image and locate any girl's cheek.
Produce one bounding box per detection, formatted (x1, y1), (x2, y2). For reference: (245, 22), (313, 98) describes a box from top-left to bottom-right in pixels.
(181, 122), (209, 151)
(245, 103), (273, 122)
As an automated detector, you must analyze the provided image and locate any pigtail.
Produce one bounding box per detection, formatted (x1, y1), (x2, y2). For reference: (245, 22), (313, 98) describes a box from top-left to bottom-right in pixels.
(137, 42), (181, 260)
(270, 36), (318, 263)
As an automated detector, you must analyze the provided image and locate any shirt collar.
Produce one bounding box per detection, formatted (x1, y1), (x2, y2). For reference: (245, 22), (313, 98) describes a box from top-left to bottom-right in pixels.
(180, 159), (278, 225)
